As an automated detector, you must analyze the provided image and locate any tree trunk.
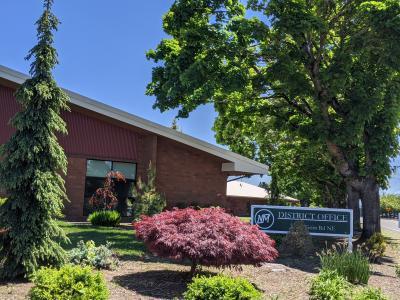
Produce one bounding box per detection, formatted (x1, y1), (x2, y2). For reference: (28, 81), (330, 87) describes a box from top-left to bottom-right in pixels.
(190, 261), (198, 276)
(346, 182), (361, 232)
(360, 178), (381, 239)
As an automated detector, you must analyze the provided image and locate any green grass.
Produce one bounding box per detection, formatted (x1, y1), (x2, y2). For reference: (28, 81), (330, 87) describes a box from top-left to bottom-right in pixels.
(239, 217), (250, 223)
(59, 221), (145, 260)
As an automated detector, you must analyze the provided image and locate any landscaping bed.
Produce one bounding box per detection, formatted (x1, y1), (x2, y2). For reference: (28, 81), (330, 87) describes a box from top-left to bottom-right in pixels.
(1, 224), (399, 300)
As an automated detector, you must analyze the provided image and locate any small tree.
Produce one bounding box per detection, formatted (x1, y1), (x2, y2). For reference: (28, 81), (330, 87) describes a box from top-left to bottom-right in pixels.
(89, 171), (125, 211)
(131, 162), (166, 220)
(0, 0), (69, 279)
(279, 221), (314, 257)
(134, 207), (278, 274)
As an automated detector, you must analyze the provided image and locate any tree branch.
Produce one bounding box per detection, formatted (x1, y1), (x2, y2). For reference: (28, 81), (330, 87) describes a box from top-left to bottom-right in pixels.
(260, 93), (313, 117)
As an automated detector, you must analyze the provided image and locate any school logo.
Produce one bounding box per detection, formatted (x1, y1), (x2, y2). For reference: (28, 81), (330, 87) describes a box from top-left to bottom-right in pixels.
(254, 209), (275, 229)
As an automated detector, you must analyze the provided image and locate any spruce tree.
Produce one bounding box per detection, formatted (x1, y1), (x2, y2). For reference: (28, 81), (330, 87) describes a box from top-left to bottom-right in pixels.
(0, 0), (69, 279)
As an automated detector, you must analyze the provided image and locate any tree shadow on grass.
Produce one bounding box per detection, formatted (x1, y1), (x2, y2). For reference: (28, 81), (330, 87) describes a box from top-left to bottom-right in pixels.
(113, 270), (214, 299)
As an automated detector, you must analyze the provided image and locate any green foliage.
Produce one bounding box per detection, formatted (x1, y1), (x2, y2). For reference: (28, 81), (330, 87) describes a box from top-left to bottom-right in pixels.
(319, 244), (370, 284)
(352, 287), (388, 300)
(131, 162), (166, 220)
(87, 210), (121, 227)
(395, 264), (400, 278)
(68, 240), (119, 270)
(380, 194), (400, 215)
(0, 198), (5, 228)
(269, 234), (283, 248)
(360, 233), (387, 262)
(147, 0), (400, 237)
(279, 221), (313, 257)
(309, 270), (349, 300)
(183, 274), (262, 300)
(29, 264), (109, 300)
(0, 0), (69, 279)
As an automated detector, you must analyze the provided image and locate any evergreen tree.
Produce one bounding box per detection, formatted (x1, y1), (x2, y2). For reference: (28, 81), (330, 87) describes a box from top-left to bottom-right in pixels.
(0, 0), (69, 279)
(131, 162), (166, 220)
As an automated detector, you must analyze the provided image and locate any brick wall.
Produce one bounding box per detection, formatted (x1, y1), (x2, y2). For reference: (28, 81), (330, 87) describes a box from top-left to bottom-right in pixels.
(225, 196), (268, 216)
(156, 137), (228, 209)
(64, 156), (87, 221)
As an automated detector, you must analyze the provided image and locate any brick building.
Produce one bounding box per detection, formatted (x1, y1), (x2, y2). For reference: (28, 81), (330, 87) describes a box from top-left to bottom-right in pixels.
(0, 65), (268, 220)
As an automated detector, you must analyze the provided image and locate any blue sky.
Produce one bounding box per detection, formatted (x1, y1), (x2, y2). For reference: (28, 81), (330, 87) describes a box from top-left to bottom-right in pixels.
(1, 0), (399, 193)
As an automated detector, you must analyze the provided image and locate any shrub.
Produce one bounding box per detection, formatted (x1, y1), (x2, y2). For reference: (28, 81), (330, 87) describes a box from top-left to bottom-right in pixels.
(360, 233), (387, 262)
(0, 198), (6, 229)
(183, 274), (262, 300)
(68, 240), (119, 270)
(270, 234), (283, 248)
(29, 264), (109, 300)
(88, 210), (121, 227)
(319, 244), (370, 284)
(134, 207), (278, 274)
(352, 287), (388, 300)
(395, 264), (400, 278)
(131, 162), (166, 220)
(279, 221), (313, 257)
(89, 171), (126, 211)
(380, 194), (400, 216)
(309, 270), (349, 300)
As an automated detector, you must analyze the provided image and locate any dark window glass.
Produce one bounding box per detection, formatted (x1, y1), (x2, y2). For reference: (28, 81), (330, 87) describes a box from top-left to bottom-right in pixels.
(83, 160), (137, 217)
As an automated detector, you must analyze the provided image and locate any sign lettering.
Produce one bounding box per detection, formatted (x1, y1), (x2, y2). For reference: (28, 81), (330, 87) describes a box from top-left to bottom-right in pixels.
(251, 205), (353, 238)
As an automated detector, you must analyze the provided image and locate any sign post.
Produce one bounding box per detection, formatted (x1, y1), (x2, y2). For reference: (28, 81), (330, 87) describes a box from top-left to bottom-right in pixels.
(251, 205), (353, 252)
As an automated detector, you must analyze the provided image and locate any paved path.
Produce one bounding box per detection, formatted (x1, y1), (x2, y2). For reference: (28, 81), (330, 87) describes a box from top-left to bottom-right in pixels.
(381, 218), (400, 233)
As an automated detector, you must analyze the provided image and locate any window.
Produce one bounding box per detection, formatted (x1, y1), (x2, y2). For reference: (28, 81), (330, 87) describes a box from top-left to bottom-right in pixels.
(83, 159), (137, 217)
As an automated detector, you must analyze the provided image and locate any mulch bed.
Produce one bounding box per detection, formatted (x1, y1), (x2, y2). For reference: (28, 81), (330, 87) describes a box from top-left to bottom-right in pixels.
(1, 241), (399, 299)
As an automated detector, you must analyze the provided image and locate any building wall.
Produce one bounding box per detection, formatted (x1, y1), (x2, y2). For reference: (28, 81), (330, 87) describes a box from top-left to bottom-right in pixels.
(64, 156), (87, 221)
(0, 83), (232, 220)
(225, 196), (269, 217)
(156, 137), (228, 208)
(0, 84), (139, 162)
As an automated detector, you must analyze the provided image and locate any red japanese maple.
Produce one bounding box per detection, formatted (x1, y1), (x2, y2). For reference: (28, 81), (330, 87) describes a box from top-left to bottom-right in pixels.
(134, 207), (278, 274)
(89, 171), (126, 211)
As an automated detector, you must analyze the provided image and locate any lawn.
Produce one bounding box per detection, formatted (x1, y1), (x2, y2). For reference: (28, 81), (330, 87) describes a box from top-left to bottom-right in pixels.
(59, 221), (145, 260)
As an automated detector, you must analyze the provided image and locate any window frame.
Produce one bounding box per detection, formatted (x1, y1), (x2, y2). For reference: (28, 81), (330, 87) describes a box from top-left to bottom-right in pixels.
(83, 159), (137, 217)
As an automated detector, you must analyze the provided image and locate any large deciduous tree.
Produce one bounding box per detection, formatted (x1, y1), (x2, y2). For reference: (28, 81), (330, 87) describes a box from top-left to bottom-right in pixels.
(147, 0), (400, 238)
(215, 113), (347, 210)
(0, 0), (69, 278)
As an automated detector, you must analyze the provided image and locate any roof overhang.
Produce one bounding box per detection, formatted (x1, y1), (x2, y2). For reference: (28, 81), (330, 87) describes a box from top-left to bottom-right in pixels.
(0, 65), (268, 175)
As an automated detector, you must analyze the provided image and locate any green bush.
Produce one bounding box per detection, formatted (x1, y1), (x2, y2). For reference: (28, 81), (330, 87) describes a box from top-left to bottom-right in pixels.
(279, 221), (313, 257)
(360, 233), (387, 262)
(319, 244), (370, 284)
(29, 264), (109, 300)
(352, 287), (388, 300)
(68, 240), (119, 270)
(87, 210), (121, 227)
(183, 274), (262, 300)
(309, 270), (349, 300)
(380, 194), (400, 216)
(0, 198), (6, 228)
(131, 162), (166, 220)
